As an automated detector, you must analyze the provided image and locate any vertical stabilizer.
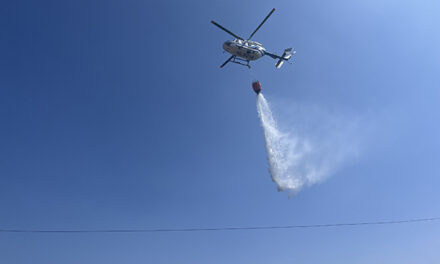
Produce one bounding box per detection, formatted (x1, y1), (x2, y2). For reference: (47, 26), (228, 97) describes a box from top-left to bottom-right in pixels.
(275, 48), (294, 68)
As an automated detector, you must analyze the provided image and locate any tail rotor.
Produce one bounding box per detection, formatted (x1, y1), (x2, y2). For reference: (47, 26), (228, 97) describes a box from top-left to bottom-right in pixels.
(275, 48), (295, 68)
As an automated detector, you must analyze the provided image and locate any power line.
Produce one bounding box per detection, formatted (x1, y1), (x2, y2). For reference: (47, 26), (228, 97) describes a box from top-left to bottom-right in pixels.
(1, 217), (439, 233)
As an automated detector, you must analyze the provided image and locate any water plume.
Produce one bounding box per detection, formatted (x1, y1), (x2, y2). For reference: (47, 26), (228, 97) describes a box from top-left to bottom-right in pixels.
(256, 93), (360, 195)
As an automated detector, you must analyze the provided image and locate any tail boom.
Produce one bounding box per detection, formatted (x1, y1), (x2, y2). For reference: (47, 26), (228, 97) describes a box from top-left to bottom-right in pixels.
(265, 48), (295, 68)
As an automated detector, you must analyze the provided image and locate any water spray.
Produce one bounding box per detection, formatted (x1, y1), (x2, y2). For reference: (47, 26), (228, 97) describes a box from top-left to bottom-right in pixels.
(255, 84), (360, 195)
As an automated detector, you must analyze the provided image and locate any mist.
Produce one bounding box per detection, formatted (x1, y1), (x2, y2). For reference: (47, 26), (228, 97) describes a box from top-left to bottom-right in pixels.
(256, 93), (362, 195)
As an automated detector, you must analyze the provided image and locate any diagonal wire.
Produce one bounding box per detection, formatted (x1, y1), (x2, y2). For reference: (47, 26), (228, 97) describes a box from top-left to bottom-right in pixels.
(0, 217), (439, 233)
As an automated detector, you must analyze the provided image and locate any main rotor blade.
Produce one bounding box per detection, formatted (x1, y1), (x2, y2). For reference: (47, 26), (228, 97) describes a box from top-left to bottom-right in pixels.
(248, 8), (275, 40)
(220, 55), (235, 68)
(211, 21), (243, 40)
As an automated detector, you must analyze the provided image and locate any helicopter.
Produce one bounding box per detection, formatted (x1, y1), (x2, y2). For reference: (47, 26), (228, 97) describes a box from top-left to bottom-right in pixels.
(211, 8), (295, 69)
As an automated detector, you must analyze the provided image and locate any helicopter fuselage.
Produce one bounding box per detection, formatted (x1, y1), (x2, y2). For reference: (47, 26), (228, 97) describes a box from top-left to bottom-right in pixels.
(222, 39), (265, 61)
(212, 8), (293, 68)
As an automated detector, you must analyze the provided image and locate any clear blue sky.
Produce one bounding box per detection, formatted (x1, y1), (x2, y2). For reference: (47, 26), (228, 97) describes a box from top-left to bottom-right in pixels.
(1, 0), (440, 263)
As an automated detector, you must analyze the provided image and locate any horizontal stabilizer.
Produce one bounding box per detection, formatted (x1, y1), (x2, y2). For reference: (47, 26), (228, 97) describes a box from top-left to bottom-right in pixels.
(275, 48), (294, 68)
(275, 60), (284, 68)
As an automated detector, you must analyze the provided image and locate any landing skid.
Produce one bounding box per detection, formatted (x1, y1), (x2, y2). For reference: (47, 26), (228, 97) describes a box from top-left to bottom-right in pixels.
(231, 57), (251, 69)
